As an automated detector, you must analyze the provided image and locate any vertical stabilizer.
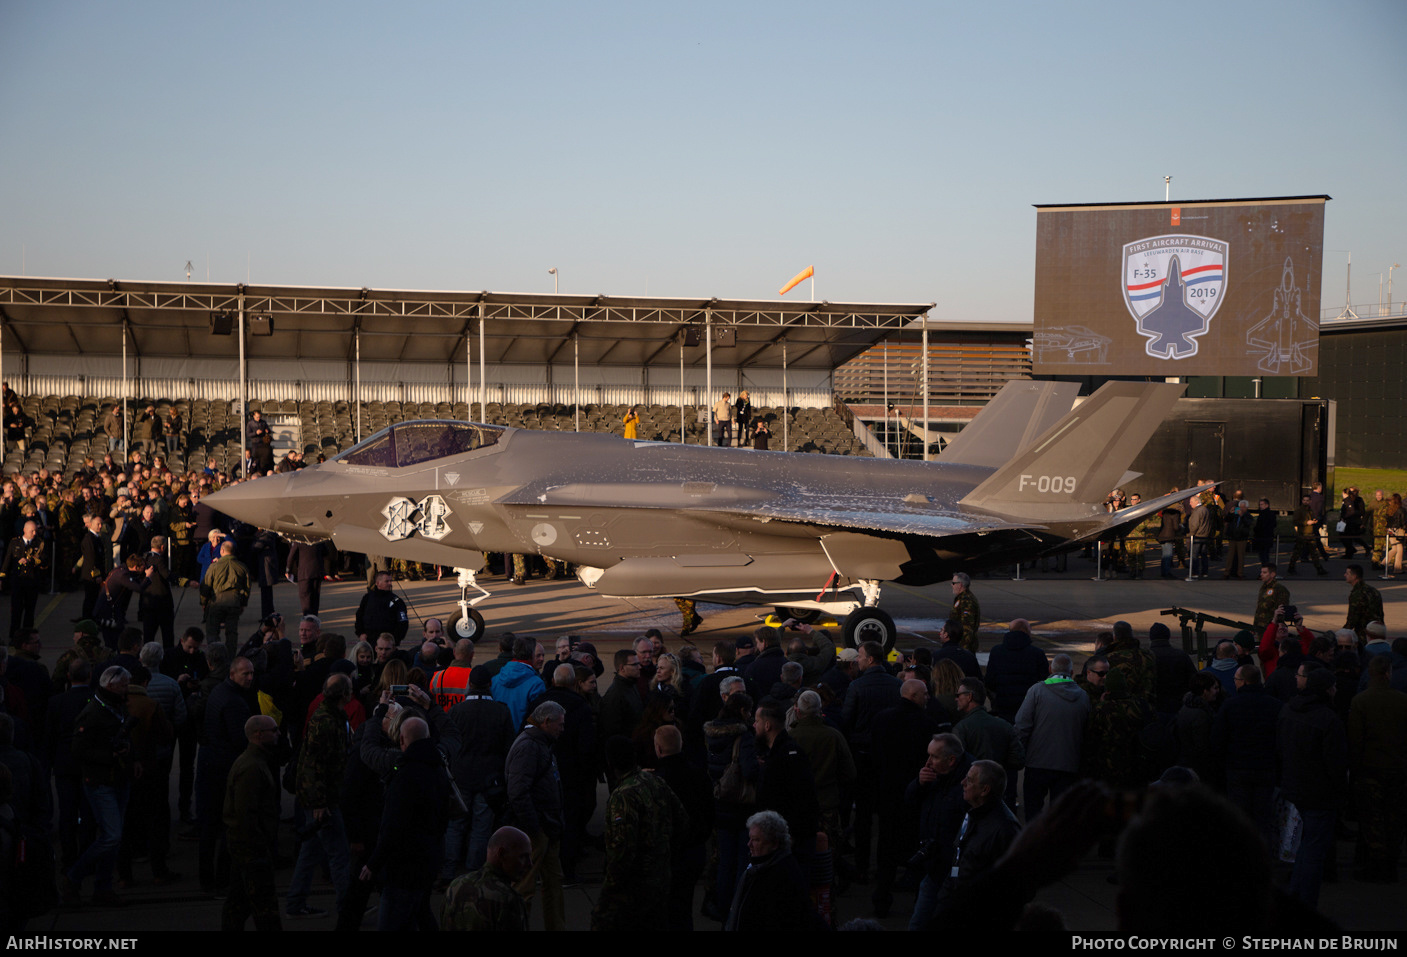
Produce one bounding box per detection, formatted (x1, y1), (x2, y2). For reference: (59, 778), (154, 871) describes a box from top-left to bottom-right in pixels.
(936, 380), (1080, 469)
(959, 382), (1184, 518)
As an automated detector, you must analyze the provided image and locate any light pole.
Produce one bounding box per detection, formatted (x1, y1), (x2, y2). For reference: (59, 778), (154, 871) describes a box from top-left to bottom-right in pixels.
(547, 267), (558, 293)
(1335, 251), (1358, 320)
(1164, 176), (1171, 201)
(1391, 263), (1401, 313)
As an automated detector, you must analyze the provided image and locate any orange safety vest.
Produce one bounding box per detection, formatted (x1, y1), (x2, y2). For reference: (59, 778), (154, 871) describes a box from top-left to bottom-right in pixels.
(430, 663), (473, 709)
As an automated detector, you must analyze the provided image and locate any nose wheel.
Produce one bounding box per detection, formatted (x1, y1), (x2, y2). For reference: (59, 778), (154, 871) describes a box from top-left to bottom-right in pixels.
(447, 607), (486, 642)
(445, 566), (491, 643)
(841, 606), (896, 654)
(840, 579), (896, 654)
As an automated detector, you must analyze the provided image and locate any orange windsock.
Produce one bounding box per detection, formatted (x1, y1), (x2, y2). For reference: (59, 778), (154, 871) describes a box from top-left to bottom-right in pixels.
(778, 265), (814, 296)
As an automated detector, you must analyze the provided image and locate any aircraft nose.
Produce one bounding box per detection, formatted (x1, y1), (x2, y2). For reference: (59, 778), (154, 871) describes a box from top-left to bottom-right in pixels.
(205, 472), (291, 530)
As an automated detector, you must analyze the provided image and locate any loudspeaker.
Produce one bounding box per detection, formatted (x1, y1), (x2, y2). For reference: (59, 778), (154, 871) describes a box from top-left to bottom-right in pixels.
(209, 313), (233, 336)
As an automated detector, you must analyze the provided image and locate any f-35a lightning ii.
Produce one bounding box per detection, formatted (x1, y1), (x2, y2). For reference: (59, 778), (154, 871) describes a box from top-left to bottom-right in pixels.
(206, 381), (1192, 652)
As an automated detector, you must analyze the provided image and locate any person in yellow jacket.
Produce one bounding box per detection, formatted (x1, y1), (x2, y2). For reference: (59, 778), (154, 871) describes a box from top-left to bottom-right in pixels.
(622, 406), (640, 440)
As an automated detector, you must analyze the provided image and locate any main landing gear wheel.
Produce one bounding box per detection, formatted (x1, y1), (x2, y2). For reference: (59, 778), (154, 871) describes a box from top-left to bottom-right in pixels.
(842, 607), (896, 655)
(774, 606), (822, 624)
(447, 608), (485, 643)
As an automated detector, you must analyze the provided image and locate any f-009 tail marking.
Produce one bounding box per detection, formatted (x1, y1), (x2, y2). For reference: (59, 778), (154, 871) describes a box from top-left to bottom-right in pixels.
(959, 382), (1184, 520)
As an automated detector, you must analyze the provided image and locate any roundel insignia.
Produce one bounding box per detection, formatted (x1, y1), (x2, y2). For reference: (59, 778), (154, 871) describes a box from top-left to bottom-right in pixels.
(531, 523), (558, 546)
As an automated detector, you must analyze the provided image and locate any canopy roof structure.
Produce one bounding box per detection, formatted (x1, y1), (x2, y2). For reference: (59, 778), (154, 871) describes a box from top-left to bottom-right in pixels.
(0, 276), (935, 371)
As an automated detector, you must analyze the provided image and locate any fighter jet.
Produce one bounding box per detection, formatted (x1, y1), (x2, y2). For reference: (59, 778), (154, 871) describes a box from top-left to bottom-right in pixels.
(207, 380), (1191, 652)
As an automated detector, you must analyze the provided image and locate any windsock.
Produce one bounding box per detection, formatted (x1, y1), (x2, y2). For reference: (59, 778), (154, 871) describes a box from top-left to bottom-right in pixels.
(778, 265), (814, 296)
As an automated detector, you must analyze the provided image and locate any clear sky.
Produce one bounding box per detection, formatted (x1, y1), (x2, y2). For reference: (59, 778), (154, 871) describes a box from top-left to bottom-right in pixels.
(1, 0), (1403, 321)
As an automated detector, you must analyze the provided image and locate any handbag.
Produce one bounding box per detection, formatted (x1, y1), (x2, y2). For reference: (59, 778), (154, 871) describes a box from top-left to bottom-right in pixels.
(714, 735), (756, 804)
(1273, 790), (1302, 863)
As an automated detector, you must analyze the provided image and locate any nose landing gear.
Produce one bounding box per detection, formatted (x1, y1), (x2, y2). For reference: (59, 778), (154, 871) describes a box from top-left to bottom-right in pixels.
(445, 566), (491, 642)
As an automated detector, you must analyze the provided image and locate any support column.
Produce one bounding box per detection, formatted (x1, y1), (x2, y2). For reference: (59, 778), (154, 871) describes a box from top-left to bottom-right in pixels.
(782, 338), (789, 453)
(122, 322), (129, 457)
(922, 315), (930, 462)
(238, 293), (247, 473)
(705, 310), (713, 446)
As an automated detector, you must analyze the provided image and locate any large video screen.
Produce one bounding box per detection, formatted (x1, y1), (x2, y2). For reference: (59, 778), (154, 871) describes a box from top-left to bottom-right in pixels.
(1032, 196), (1328, 376)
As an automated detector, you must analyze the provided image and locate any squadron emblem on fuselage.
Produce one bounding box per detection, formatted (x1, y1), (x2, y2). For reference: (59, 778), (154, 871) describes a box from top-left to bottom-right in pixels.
(381, 494), (452, 542)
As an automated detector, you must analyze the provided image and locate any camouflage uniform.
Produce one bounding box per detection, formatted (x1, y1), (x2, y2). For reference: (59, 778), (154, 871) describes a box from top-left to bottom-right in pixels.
(51, 632), (112, 695)
(1345, 581), (1385, 640)
(1129, 514), (1160, 579)
(674, 598), (702, 636)
(55, 499), (84, 588)
(1287, 504), (1325, 574)
(1103, 633), (1156, 706)
(288, 698), (352, 914)
(1372, 502), (1389, 566)
(297, 699), (349, 811)
(1081, 671), (1159, 788)
(1347, 681), (1407, 881)
(1353, 772), (1407, 881)
(951, 589), (981, 653)
(1253, 579), (1291, 634)
(393, 557), (429, 581)
(590, 768), (689, 931)
(167, 502), (198, 581)
(442, 863), (529, 931)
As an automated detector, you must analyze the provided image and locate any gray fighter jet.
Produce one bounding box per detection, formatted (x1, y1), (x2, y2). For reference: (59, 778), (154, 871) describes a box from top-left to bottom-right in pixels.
(207, 381), (1192, 651)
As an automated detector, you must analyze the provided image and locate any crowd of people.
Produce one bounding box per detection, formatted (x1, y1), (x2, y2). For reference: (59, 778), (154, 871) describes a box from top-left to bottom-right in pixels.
(1, 566), (1402, 932)
(1093, 482), (1407, 582)
(0, 403), (1405, 932)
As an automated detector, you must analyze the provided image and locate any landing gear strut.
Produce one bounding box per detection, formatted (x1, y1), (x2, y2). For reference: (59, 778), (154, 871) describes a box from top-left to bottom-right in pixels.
(446, 566), (491, 642)
(840, 580), (896, 654)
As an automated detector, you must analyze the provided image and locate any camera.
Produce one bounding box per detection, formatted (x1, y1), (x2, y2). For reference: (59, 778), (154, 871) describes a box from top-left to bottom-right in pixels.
(905, 839), (939, 869)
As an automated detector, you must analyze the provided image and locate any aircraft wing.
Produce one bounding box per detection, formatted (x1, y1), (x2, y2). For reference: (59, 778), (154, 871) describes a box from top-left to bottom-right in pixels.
(678, 496), (1046, 539)
(535, 481), (1043, 539)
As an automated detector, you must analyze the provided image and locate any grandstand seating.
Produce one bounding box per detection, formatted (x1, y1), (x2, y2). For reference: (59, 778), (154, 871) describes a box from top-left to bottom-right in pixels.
(2, 395), (872, 474)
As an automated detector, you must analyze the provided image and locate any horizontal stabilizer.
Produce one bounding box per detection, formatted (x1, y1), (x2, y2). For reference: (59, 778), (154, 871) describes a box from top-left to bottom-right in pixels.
(1061, 482), (1220, 547)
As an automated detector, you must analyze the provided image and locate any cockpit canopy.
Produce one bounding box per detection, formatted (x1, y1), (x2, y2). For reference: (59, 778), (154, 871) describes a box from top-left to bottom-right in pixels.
(335, 420), (503, 468)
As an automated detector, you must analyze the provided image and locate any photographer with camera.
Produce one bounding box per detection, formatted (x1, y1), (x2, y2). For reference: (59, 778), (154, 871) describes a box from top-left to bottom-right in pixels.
(1258, 602), (1312, 678)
